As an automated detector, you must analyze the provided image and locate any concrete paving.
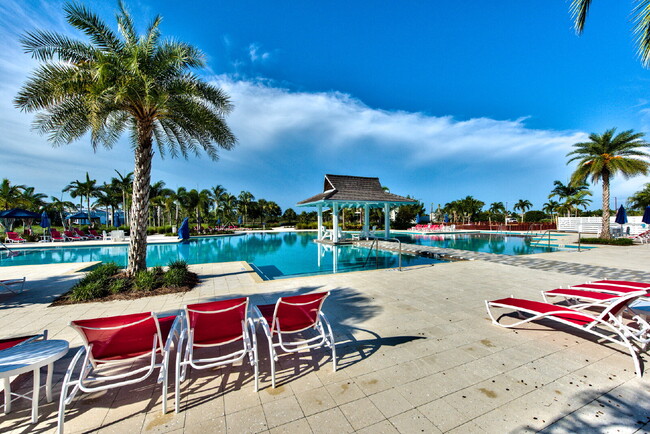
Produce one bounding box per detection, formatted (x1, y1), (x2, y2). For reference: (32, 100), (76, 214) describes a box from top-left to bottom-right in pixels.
(1, 238), (650, 433)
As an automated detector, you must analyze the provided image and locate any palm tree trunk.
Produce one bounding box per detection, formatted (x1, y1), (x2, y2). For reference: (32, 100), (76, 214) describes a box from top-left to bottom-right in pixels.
(127, 125), (153, 275)
(601, 170), (611, 239)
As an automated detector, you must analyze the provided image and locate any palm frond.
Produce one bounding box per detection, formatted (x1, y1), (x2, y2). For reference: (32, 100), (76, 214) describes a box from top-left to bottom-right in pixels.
(570, 0), (592, 34)
(64, 2), (123, 52)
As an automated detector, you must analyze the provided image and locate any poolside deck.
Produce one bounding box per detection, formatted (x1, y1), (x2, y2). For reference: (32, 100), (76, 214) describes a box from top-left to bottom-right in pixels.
(1, 240), (650, 432)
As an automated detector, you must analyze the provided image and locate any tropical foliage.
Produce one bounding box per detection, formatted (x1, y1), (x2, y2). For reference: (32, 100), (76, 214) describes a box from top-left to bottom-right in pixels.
(567, 128), (650, 238)
(628, 183), (650, 210)
(15, 2), (236, 275)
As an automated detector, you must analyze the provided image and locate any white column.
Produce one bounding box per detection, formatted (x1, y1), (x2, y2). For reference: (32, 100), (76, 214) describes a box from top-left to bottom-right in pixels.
(364, 204), (370, 236)
(384, 203), (390, 238)
(332, 203), (339, 243)
(317, 205), (323, 240)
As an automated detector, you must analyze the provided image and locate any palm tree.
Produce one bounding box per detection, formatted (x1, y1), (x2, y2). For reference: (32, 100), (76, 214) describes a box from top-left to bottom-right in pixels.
(15, 2), (236, 274)
(567, 128), (650, 238)
(210, 185), (227, 218)
(47, 196), (76, 228)
(543, 200), (561, 226)
(19, 187), (47, 210)
(64, 173), (99, 223)
(565, 191), (592, 217)
(488, 202), (505, 227)
(548, 179), (592, 217)
(0, 179), (27, 209)
(569, 0), (650, 67)
(628, 183), (650, 211)
(111, 170), (133, 225)
(238, 191), (255, 225)
(219, 194), (238, 224)
(513, 199), (532, 223)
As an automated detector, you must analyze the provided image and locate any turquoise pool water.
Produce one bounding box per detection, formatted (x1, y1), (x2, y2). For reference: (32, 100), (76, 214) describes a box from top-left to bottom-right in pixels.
(393, 232), (558, 255)
(0, 232), (443, 279)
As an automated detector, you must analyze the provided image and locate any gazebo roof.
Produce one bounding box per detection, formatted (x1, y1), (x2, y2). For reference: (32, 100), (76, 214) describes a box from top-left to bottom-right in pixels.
(296, 174), (416, 208)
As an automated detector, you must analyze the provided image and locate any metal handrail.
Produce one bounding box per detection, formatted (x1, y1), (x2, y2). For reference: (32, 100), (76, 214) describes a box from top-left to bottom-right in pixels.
(0, 240), (14, 254)
(361, 237), (403, 271)
(531, 229), (553, 248)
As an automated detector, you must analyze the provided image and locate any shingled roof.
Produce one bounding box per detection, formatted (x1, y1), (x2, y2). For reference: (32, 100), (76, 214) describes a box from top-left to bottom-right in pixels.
(297, 174), (416, 207)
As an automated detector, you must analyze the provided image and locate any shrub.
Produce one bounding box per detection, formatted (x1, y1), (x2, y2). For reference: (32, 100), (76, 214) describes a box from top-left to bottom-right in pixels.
(108, 278), (130, 294)
(134, 270), (158, 292)
(579, 237), (634, 246)
(70, 280), (107, 301)
(163, 267), (189, 287)
(168, 260), (189, 272)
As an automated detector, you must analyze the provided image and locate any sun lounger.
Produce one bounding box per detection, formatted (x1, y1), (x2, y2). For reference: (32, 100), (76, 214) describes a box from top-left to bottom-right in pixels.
(88, 229), (102, 240)
(486, 292), (650, 377)
(73, 228), (90, 240)
(49, 229), (66, 242)
(588, 280), (650, 289)
(175, 297), (258, 412)
(58, 313), (179, 433)
(4, 232), (26, 243)
(253, 292), (336, 388)
(63, 230), (82, 241)
(0, 277), (26, 295)
(0, 330), (47, 351)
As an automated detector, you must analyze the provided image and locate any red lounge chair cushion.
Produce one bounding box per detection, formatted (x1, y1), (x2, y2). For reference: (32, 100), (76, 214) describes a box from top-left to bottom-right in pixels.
(572, 283), (641, 294)
(0, 335), (35, 351)
(258, 292), (328, 333)
(594, 280), (650, 289)
(187, 298), (247, 346)
(73, 312), (163, 361)
(545, 288), (620, 301)
(489, 297), (595, 326)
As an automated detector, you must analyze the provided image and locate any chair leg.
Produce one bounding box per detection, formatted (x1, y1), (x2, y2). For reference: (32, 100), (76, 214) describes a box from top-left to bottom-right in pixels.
(174, 345), (182, 413)
(4, 378), (11, 413)
(162, 355), (168, 414)
(269, 339), (276, 388)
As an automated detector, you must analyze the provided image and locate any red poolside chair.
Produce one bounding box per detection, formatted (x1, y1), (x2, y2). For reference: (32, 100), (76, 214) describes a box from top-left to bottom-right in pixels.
(4, 232), (26, 243)
(63, 230), (82, 241)
(73, 228), (90, 240)
(254, 292), (336, 388)
(49, 229), (65, 242)
(88, 229), (102, 240)
(486, 291), (650, 377)
(0, 330), (47, 352)
(58, 312), (179, 433)
(175, 297), (258, 412)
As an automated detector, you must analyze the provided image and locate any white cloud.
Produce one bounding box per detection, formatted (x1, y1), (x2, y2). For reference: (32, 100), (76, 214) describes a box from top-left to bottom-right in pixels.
(248, 43), (271, 63)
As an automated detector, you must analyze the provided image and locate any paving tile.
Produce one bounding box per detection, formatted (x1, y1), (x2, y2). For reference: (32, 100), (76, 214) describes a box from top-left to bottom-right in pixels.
(369, 388), (414, 418)
(262, 395), (305, 428)
(324, 379), (365, 405)
(339, 397), (385, 430)
(225, 405), (268, 433)
(294, 386), (337, 416)
(306, 407), (353, 434)
(389, 408), (442, 433)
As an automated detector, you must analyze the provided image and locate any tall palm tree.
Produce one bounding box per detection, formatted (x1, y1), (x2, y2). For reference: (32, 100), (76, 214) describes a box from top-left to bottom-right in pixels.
(543, 200), (561, 226)
(565, 190), (592, 217)
(19, 187), (47, 210)
(568, 128), (650, 238)
(628, 183), (650, 210)
(238, 191), (255, 224)
(219, 194), (238, 224)
(0, 179), (27, 209)
(488, 202), (505, 226)
(513, 199), (532, 223)
(111, 170), (133, 225)
(47, 196), (76, 228)
(15, 2), (236, 274)
(64, 172), (99, 222)
(570, 0), (650, 67)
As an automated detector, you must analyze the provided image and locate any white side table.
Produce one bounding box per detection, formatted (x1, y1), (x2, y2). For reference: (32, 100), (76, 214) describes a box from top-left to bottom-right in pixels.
(0, 340), (69, 423)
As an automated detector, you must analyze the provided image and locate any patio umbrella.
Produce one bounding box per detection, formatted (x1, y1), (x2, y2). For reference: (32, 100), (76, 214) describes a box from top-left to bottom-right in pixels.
(0, 208), (40, 232)
(40, 211), (51, 235)
(238, 215), (243, 225)
(443, 214), (449, 223)
(615, 205), (628, 224)
(642, 206), (650, 225)
(415, 214), (421, 224)
(178, 217), (190, 240)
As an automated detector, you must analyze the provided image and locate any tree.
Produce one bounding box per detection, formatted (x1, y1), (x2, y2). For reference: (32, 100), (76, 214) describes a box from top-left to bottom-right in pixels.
(210, 185), (227, 218)
(567, 128), (650, 238)
(238, 191), (255, 224)
(513, 199), (532, 222)
(0, 179), (27, 209)
(64, 172), (99, 219)
(569, 0), (650, 67)
(543, 200), (561, 226)
(548, 179), (592, 217)
(111, 170), (133, 225)
(282, 208), (297, 223)
(628, 183), (650, 211)
(15, 2), (236, 274)
(394, 198), (425, 229)
(46, 196), (76, 227)
(488, 202), (506, 226)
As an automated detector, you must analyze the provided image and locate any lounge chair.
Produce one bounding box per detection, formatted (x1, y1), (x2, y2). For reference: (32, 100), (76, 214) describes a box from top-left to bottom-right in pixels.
(175, 297), (258, 412)
(4, 232), (26, 243)
(587, 280), (650, 290)
(63, 230), (82, 241)
(88, 229), (103, 240)
(486, 292), (650, 377)
(50, 229), (65, 242)
(253, 292), (336, 388)
(74, 228), (90, 240)
(0, 277), (26, 294)
(58, 313), (179, 433)
(0, 330), (47, 351)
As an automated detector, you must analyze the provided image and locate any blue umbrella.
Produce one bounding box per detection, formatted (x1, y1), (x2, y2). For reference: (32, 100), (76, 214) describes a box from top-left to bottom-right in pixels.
(40, 211), (50, 234)
(113, 212), (122, 227)
(238, 215), (243, 225)
(217, 218), (221, 225)
(0, 208), (40, 219)
(443, 214), (450, 223)
(642, 206), (650, 224)
(615, 205), (628, 224)
(178, 217), (190, 240)
(415, 214), (421, 224)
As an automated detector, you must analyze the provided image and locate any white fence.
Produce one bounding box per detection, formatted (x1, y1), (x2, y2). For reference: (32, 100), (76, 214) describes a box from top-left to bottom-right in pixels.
(558, 216), (648, 235)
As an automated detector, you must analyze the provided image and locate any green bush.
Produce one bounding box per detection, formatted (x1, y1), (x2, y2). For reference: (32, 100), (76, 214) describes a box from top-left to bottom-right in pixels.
(134, 270), (158, 292)
(579, 237), (634, 246)
(69, 263), (122, 301)
(163, 268), (188, 287)
(108, 278), (130, 294)
(168, 259), (189, 272)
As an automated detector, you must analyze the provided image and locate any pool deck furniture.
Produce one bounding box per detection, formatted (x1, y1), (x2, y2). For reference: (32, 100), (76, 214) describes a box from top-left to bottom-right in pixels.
(73, 229), (89, 240)
(254, 292), (336, 388)
(4, 232), (26, 244)
(486, 291), (650, 377)
(0, 277), (26, 294)
(1, 338), (68, 423)
(58, 313), (179, 434)
(175, 297), (258, 412)
(63, 231), (82, 242)
(49, 230), (66, 242)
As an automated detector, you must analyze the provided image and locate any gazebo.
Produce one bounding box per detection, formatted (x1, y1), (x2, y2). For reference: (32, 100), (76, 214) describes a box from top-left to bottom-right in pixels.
(296, 174), (416, 242)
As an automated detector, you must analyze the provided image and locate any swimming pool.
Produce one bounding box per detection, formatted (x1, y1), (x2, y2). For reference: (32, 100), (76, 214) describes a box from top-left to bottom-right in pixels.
(0, 232), (443, 279)
(393, 232), (558, 255)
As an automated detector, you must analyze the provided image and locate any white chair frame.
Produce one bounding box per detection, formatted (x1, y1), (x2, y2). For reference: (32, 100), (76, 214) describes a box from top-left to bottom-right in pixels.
(253, 297), (336, 388)
(0, 277), (26, 294)
(57, 315), (180, 434)
(175, 301), (258, 413)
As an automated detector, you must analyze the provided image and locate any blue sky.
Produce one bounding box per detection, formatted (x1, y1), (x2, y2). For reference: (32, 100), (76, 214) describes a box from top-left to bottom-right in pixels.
(1, 0), (649, 213)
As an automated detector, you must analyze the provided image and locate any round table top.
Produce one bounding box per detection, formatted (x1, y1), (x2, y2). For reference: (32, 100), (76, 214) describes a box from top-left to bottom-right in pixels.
(0, 340), (69, 377)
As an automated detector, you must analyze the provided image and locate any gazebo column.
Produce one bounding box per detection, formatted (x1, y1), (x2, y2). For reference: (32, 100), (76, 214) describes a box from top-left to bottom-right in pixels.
(384, 203), (390, 238)
(332, 203), (340, 243)
(363, 204), (370, 236)
(317, 205), (323, 240)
